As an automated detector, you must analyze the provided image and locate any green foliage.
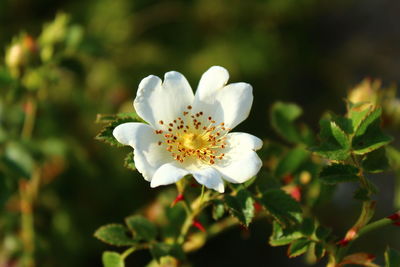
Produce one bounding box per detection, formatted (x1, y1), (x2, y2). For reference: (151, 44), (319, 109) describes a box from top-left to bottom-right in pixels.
(311, 119), (351, 161)
(385, 247), (400, 267)
(269, 221), (303, 247)
(260, 189), (302, 226)
(352, 108), (393, 154)
(125, 215), (157, 242)
(270, 102), (303, 143)
(361, 147), (389, 173)
(150, 243), (185, 263)
(123, 152), (136, 171)
(212, 199), (226, 221)
(95, 114), (141, 147)
(94, 224), (136, 246)
(287, 238), (312, 258)
(319, 163), (359, 185)
(102, 251), (124, 267)
(274, 147), (309, 178)
(224, 189), (255, 227)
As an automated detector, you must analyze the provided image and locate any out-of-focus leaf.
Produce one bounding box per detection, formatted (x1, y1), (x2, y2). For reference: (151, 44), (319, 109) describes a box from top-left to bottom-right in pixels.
(224, 189), (255, 227)
(319, 164), (359, 185)
(123, 152), (136, 171)
(94, 224), (136, 246)
(102, 251), (124, 267)
(260, 189), (302, 226)
(362, 147), (389, 173)
(287, 238), (311, 258)
(274, 147), (309, 178)
(2, 142), (34, 179)
(270, 102), (302, 143)
(125, 215), (157, 242)
(313, 242), (326, 260)
(150, 243), (185, 263)
(269, 221), (303, 247)
(212, 199), (225, 220)
(315, 225), (332, 241)
(385, 247), (400, 267)
(300, 218), (314, 236)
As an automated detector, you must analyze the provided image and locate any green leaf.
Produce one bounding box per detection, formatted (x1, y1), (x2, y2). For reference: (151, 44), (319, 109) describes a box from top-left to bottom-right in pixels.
(300, 218), (315, 236)
(269, 221), (303, 247)
(123, 152), (136, 171)
(125, 215), (157, 242)
(102, 251), (124, 267)
(319, 164), (359, 185)
(330, 122), (350, 149)
(224, 189), (255, 227)
(274, 147), (309, 178)
(212, 200), (225, 220)
(2, 142), (34, 179)
(385, 247), (400, 267)
(313, 242), (326, 260)
(352, 108), (392, 155)
(94, 224), (136, 246)
(287, 238), (311, 258)
(96, 115), (141, 147)
(270, 102), (303, 143)
(260, 189), (302, 226)
(362, 147), (389, 173)
(311, 119), (350, 161)
(315, 225), (332, 241)
(348, 105), (373, 133)
(150, 243), (185, 262)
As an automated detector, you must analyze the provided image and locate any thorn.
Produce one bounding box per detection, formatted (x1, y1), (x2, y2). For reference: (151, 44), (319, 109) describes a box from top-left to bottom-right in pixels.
(253, 202), (262, 213)
(337, 239), (349, 247)
(193, 220), (206, 232)
(171, 194), (184, 207)
(387, 212), (400, 221)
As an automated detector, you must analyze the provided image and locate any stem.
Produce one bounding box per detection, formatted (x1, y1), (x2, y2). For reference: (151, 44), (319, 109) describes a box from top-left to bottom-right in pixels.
(177, 190), (212, 244)
(336, 154), (375, 262)
(21, 97), (37, 139)
(357, 217), (395, 238)
(121, 247), (136, 260)
(19, 96), (39, 267)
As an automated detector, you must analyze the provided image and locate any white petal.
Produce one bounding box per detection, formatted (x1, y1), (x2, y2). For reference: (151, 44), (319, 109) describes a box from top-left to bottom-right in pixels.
(226, 132), (263, 150)
(196, 66), (229, 100)
(215, 82), (253, 129)
(150, 163), (189, 188)
(216, 151), (262, 184)
(191, 167), (225, 193)
(134, 72), (194, 129)
(113, 122), (170, 181)
(193, 67), (253, 129)
(214, 132), (263, 183)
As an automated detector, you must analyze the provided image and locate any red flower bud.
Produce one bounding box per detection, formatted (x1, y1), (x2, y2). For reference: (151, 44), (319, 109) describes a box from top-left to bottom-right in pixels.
(393, 221), (400, 227)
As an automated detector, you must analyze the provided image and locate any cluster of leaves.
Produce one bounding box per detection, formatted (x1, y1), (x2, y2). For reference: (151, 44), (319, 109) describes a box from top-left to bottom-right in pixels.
(95, 91), (400, 267)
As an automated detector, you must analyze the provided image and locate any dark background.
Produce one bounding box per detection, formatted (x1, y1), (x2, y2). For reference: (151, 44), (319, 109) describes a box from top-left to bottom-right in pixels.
(1, 0), (400, 266)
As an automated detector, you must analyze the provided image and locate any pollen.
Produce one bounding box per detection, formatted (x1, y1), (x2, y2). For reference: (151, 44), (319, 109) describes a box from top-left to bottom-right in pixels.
(160, 110), (228, 165)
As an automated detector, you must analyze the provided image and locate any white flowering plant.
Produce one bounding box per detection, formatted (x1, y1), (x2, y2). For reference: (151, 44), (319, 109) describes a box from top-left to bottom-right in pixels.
(95, 68), (400, 267)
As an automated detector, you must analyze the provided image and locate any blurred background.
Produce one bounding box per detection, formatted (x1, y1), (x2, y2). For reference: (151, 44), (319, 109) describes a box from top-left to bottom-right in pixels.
(1, 0), (400, 266)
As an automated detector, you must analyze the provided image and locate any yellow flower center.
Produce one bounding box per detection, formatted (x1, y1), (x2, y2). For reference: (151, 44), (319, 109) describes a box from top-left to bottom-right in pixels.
(154, 105), (229, 165)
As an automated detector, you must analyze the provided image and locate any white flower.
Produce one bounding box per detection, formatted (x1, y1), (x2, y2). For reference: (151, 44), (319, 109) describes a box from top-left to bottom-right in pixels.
(113, 66), (263, 193)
